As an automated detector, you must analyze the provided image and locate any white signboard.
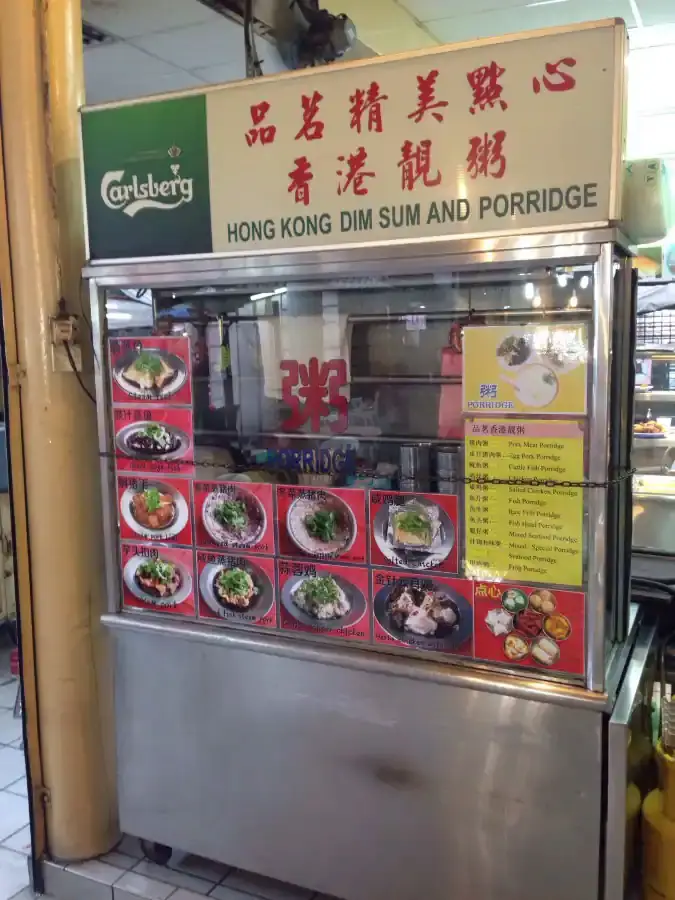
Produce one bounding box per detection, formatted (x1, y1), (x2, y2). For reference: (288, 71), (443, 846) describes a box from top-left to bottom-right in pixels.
(206, 20), (625, 252)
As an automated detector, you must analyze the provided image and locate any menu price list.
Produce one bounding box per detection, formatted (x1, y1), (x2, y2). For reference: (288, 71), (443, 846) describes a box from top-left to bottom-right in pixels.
(121, 542), (195, 617)
(194, 481), (275, 555)
(198, 551), (276, 628)
(473, 580), (584, 675)
(464, 419), (584, 587)
(371, 569), (474, 657)
(277, 558), (370, 642)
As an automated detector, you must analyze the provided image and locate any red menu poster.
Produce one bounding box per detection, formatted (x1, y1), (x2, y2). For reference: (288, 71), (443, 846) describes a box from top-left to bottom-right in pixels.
(113, 406), (194, 475)
(473, 581), (584, 675)
(278, 559), (370, 642)
(276, 485), (366, 565)
(369, 490), (459, 574)
(372, 569), (473, 656)
(121, 542), (195, 617)
(109, 336), (192, 406)
(117, 474), (192, 546)
(197, 550), (276, 628)
(194, 481), (275, 555)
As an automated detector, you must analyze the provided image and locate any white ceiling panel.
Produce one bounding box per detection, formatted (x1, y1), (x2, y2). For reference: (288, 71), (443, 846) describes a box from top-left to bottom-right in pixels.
(637, 0), (675, 26)
(81, 0), (216, 39)
(427, 0), (635, 44)
(84, 42), (205, 104)
(401, 0), (557, 20)
(129, 17), (245, 71)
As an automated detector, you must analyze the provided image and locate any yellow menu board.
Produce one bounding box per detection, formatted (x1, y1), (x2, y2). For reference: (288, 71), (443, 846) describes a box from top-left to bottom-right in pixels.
(462, 324), (588, 416)
(465, 419), (584, 586)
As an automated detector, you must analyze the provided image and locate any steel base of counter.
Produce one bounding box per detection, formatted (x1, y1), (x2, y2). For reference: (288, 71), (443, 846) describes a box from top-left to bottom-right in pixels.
(109, 616), (612, 900)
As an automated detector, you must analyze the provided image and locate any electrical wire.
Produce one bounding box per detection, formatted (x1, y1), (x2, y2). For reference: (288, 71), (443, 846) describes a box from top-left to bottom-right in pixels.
(63, 341), (96, 405)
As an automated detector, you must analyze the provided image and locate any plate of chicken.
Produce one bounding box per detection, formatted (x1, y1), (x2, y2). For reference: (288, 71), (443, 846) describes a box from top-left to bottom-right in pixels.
(124, 555), (192, 608)
(374, 579), (473, 652)
(199, 557), (274, 624)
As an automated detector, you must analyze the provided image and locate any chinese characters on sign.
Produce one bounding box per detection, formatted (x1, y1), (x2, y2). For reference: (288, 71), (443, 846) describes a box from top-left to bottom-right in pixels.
(256, 57), (580, 203)
(280, 357), (349, 433)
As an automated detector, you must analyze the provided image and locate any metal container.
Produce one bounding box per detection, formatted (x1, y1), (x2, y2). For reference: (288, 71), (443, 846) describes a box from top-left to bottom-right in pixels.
(399, 476), (429, 493)
(399, 443), (431, 478)
(438, 479), (459, 495)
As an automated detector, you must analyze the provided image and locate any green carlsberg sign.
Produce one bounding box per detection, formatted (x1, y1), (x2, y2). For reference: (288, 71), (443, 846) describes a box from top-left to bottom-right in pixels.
(82, 96), (211, 259)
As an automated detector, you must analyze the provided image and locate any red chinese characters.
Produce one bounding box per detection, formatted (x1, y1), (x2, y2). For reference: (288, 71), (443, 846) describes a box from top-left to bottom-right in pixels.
(288, 156), (313, 206)
(245, 101), (276, 147)
(532, 57), (577, 93)
(467, 61), (507, 114)
(349, 81), (388, 134)
(398, 140), (441, 190)
(466, 130), (506, 180)
(337, 147), (375, 196)
(280, 358), (348, 433)
(295, 90), (325, 141)
(408, 69), (448, 124)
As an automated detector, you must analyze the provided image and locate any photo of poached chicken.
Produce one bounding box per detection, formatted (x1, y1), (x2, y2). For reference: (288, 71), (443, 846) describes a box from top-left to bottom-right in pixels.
(374, 579), (472, 652)
(373, 497), (454, 570)
(123, 554), (193, 609)
(120, 480), (189, 541)
(287, 491), (356, 558)
(199, 557), (274, 623)
(280, 570), (366, 631)
(202, 487), (266, 548)
(292, 575), (350, 621)
(113, 347), (187, 399)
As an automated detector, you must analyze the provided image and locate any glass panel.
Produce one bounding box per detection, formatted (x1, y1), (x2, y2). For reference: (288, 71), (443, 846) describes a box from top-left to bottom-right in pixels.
(633, 281), (675, 555)
(104, 261), (594, 680)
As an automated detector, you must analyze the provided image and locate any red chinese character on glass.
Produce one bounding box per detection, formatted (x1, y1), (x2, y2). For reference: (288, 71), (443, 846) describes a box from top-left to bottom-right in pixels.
(245, 101), (276, 147)
(337, 146), (375, 196)
(280, 358), (348, 433)
(408, 70), (448, 124)
(532, 57), (577, 93)
(398, 140), (441, 190)
(467, 61), (507, 114)
(466, 130), (506, 179)
(295, 90), (325, 141)
(288, 156), (313, 206)
(349, 81), (389, 134)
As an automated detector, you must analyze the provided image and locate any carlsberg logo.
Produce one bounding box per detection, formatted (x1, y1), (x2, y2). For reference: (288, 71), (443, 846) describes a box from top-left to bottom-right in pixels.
(101, 162), (193, 217)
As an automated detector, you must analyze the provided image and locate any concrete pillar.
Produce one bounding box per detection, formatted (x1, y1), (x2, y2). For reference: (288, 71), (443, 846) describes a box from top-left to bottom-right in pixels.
(0, 0), (119, 859)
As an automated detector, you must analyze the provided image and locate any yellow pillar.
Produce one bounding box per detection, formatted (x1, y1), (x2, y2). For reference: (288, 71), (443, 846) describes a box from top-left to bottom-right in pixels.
(0, 0), (119, 859)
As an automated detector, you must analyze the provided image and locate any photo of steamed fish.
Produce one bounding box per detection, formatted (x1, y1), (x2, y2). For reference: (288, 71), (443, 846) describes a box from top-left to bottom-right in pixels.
(113, 346), (187, 399)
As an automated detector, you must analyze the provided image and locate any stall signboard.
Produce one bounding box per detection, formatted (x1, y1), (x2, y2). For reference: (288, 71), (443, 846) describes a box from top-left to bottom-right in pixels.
(121, 542), (195, 617)
(464, 418), (584, 585)
(194, 481), (275, 555)
(82, 21), (625, 259)
(278, 559), (370, 641)
(462, 323), (588, 415)
(197, 551), (277, 628)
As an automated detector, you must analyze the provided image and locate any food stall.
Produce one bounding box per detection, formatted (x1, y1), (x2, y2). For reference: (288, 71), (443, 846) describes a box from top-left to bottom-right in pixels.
(81, 19), (651, 900)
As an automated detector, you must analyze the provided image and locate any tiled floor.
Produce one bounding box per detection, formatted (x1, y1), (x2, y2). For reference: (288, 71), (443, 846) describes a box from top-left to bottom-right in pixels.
(44, 838), (330, 900)
(0, 635), (30, 900)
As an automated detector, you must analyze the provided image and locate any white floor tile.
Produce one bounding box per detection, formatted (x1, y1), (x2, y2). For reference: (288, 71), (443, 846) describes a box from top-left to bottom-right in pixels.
(208, 888), (253, 900)
(0, 751), (25, 791)
(66, 860), (125, 885)
(4, 780), (25, 800)
(0, 684), (17, 713)
(114, 872), (175, 900)
(171, 892), (212, 900)
(0, 714), (21, 748)
(115, 836), (145, 860)
(0, 848), (29, 900)
(2, 826), (30, 857)
(0, 794), (28, 843)
(133, 861), (211, 895)
(7, 887), (33, 900)
(100, 852), (138, 871)
(168, 854), (229, 885)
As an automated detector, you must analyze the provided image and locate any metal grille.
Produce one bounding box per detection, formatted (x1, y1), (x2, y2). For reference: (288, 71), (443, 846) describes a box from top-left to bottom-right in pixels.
(637, 310), (675, 345)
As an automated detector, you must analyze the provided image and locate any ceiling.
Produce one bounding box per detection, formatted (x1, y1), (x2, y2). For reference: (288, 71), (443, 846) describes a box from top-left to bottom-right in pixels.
(83, 0), (675, 157)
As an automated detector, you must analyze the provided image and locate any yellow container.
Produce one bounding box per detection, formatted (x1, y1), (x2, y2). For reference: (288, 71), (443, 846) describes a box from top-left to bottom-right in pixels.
(643, 788), (675, 899)
(626, 782), (641, 882)
(657, 741), (675, 821)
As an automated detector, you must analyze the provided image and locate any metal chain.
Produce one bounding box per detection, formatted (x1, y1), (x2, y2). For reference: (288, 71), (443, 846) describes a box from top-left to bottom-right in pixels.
(100, 450), (635, 490)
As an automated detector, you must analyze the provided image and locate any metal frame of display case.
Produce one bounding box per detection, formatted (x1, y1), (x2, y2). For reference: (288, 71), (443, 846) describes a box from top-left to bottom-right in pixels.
(87, 227), (631, 695)
(85, 226), (644, 900)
